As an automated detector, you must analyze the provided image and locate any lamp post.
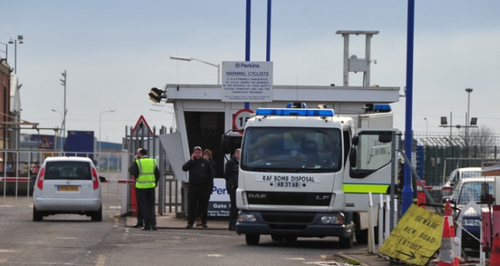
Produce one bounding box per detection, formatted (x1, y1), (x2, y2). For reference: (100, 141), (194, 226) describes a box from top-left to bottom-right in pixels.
(424, 117), (428, 138)
(169, 56), (220, 84)
(149, 108), (175, 131)
(8, 35), (23, 74)
(465, 88), (473, 146)
(51, 109), (63, 150)
(60, 71), (67, 146)
(99, 110), (116, 156)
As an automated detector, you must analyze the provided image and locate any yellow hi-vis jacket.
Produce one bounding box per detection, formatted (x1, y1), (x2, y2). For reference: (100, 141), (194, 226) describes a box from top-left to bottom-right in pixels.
(135, 158), (157, 189)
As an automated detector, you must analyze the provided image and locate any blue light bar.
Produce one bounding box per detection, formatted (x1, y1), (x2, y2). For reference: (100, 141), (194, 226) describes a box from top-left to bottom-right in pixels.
(373, 104), (391, 112)
(255, 108), (334, 117)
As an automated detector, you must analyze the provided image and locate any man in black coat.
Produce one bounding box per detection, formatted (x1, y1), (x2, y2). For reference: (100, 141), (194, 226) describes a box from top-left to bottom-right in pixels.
(182, 146), (214, 228)
(224, 148), (240, 231)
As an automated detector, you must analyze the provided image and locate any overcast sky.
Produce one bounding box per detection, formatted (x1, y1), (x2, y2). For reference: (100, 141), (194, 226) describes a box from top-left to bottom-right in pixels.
(2, 1), (499, 144)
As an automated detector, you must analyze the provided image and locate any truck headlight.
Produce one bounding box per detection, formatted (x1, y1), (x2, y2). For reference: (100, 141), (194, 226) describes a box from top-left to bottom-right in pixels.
(238, 213), (257, 222)
(320, 215), (343, 225)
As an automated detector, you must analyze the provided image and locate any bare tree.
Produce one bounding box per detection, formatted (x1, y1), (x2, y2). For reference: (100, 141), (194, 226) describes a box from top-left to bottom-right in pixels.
(468, 126), (498, 158)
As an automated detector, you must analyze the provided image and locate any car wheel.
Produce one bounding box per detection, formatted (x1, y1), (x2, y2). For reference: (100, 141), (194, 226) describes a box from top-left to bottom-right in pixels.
(245, 234), (260, 245)
(33, 207), (43, 221)
(91, 206), (102, 222)
(339, 234), (353, 249)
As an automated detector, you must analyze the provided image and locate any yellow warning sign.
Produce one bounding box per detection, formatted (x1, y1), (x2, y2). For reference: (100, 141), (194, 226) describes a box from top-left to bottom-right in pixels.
(379, 204), (443, 266)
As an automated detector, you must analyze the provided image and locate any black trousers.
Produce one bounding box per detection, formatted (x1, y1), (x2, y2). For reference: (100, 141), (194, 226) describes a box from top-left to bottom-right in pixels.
(134, 186), (143, 225)
(228, 186), (238, 226)
(187, 184), (211, 225)
(136, 188), (156, 228)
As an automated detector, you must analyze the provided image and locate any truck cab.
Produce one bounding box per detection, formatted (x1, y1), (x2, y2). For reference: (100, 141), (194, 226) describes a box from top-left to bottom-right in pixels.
(227, 103), (396, 246)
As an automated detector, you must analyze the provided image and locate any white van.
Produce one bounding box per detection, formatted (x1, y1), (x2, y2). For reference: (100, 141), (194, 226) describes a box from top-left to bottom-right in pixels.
(442, 167), (482, 197)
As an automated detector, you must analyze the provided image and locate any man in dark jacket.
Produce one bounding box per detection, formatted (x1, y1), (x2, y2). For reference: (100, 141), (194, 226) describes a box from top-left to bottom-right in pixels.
(128, 148), (160, 231)
(182, 146), (214, 228)
(224, 148), (240, 231)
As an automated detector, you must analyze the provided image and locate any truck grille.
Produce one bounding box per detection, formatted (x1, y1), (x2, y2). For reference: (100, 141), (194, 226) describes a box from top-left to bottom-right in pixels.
(246, 191), (331, 206)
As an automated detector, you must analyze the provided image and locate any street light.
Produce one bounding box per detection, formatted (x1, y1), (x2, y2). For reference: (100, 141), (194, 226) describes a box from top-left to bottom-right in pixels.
(99, 110), (116, 157)
(8, 35), (23, 74)
(439, 112), (477, 142)
(465, 88), (473, 146)
(170, 56), (220, 84)
(51, 109), (63, 149)
(424, 117), (428, 138)
(149, 108), (175, 131)
(60, 70), (68, 145)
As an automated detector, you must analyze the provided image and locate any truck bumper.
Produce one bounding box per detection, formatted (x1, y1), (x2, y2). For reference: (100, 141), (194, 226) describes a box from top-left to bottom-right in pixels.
(235, 211), (353, 238)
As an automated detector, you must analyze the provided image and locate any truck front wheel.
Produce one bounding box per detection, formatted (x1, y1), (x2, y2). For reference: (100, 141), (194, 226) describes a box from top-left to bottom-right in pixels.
(339, 235), (353, 249)
(245, 234), (260, 245)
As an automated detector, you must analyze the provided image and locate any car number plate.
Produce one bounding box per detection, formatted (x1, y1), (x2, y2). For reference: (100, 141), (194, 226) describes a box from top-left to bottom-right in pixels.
(58, 185), (79, 191)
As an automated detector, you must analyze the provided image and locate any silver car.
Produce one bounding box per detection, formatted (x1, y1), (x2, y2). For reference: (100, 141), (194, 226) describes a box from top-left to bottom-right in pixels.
(33, 157), (102, 221)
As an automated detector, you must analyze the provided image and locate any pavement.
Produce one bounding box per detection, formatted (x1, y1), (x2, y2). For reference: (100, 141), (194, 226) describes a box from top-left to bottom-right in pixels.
(125, 212), (392, 266)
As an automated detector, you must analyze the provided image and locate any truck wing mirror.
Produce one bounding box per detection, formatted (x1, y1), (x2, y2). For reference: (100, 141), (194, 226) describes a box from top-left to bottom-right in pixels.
(378, 132), (392, 143)
(351, 135), (359, 146)
(221, 134), (232, 154)
(349, 148), (357, 167)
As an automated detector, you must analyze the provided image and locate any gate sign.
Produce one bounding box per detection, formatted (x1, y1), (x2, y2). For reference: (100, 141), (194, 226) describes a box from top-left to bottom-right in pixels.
(232, 109), (254, 134)
(379, 204), (442, 266)
(132, 115), (153, 135)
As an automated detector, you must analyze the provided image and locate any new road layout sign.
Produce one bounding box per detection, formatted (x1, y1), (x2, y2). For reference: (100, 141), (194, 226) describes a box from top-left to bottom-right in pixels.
(379, 204), (443, 266)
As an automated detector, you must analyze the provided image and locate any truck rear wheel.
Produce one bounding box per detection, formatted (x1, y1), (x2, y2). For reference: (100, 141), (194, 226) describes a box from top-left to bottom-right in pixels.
(245, 234), (260, 245)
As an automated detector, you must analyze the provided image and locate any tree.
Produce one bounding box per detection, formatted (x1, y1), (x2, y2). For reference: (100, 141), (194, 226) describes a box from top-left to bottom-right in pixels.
(468, 126), (498, 158)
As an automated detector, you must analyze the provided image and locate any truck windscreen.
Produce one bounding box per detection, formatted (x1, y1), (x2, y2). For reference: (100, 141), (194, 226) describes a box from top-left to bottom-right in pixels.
(240, 127), (342, 173)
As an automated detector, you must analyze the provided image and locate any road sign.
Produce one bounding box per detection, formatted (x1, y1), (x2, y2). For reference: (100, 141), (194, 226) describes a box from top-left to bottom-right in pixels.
(132, 115), (153, 135)
(39, 136), (52, 149)
(221, 61), (273, 102)
(379, 204), (442, 266)
(232, 109), (254, 134)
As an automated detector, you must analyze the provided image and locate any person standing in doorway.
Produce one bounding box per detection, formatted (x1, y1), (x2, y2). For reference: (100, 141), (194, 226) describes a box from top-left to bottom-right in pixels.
(193, 149), (216, 226)
(224, 148), (240, 231)
(182, 146), (214, 228)
(128, 148), (160, 231)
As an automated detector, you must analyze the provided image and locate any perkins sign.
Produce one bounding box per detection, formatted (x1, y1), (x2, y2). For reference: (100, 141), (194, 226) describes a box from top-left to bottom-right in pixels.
(221, 61), (273, 102)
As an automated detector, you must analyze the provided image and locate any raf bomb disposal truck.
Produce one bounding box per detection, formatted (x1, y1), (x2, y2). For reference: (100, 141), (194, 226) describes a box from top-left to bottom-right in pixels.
(228, 103), (396, 247)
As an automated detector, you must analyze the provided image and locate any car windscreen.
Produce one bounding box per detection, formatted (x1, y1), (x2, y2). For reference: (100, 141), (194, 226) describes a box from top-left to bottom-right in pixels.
(44, 161), (91, 180)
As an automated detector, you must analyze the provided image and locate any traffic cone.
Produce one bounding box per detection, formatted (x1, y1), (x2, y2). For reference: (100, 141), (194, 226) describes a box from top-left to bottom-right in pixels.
(438, 216), (458, 266)
(490, 233), (500, 265)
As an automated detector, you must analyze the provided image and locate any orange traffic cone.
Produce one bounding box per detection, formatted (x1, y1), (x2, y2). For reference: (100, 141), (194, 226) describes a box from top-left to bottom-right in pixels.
(438, 216), (458, 266)
(490, 233), (500, 265)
